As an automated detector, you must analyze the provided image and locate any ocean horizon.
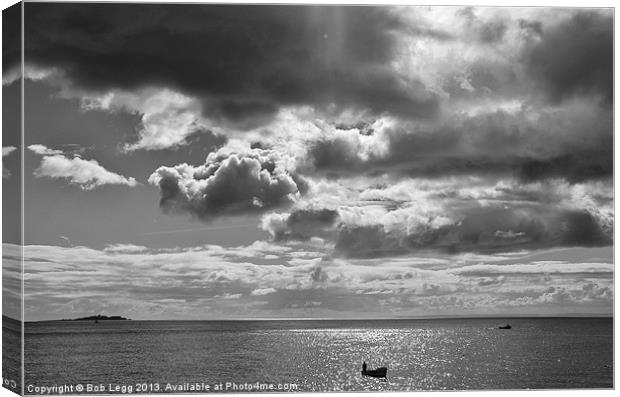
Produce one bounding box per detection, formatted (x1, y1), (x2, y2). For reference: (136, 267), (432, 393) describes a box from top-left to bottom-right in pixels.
(23, 315), (615, 323)
(4, 316), (613, 393)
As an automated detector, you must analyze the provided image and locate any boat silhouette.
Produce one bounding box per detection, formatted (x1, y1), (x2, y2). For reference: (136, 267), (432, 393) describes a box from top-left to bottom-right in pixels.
(361, 362), (387, 378)
(498, 324), (512, 329)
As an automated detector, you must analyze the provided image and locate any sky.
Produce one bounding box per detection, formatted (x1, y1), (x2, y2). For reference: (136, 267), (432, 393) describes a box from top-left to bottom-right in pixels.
(1, 2), (614, 321)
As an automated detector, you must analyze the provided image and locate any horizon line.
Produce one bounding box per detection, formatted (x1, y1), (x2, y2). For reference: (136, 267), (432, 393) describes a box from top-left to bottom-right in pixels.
(7, 313), (613, 323)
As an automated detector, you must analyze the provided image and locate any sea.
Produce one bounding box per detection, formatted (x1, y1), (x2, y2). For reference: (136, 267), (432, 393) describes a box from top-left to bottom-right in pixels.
(8, 317), (615, 393)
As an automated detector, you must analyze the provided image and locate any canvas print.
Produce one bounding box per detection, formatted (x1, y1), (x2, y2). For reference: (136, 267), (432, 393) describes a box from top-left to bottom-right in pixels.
(2, 1), (614, 394)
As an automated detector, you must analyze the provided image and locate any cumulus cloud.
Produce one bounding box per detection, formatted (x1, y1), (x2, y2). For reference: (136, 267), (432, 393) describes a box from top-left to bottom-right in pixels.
(148, 147), (306, 220)
(28, 144), (138, 190)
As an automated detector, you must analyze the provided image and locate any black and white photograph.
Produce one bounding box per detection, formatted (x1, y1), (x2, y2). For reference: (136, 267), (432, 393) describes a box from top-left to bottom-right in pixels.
(1, 0), (615, 394)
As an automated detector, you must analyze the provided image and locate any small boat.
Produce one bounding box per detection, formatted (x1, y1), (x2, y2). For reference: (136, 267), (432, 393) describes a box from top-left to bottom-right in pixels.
(362, 367), (388, 378)
(498, 324), (511, 329)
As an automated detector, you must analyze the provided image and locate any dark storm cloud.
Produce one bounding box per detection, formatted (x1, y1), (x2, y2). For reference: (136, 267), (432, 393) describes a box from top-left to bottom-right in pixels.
(23, 3), (439, 124)
(148, 148), (305, 220)
(2, 3), (21, 75)
(334, 207), (612, 258)
(308, 106), (612, 183)
(525, 11), (613, 104)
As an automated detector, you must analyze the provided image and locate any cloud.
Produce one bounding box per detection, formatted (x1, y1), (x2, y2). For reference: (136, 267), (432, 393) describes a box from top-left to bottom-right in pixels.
(2, 146), (17, 179)
(17, 6), (613, 169)
(5, 5), (613, 321)
(148, 147), (306, 220)
(3, 64), (60, 86)
(81, 89), (208, 151)
(104, 244), (149, 254)
(28, 144), (138, 190)
(2, 146), (16, 157)
(305, 102), (612, 183)
(11, 5), (615, 306)
(524, 11), (613, 105)
(333, 206), (611, 258)
(27, 144), (64, 156)
(261, 208), (340, 241)
(13, 241), (612, 320)
(1, 3), (20, 84)
(16, 241), (329, 319)
(22, 3), (440, 128)
(250, 288), (277, 296)
(458, 7), (508, 43)
(260, 176), (612, 258)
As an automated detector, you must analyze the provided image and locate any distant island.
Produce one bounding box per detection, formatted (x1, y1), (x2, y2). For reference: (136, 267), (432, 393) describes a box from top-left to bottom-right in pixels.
(61, 315), (131, 321)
